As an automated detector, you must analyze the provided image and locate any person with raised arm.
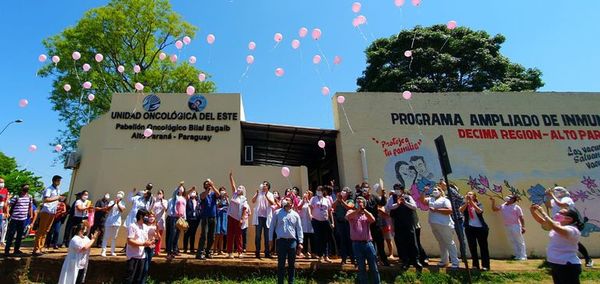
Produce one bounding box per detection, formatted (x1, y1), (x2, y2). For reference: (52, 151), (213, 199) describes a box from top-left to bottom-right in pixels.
(346, 196), (380, 284)
(226, 171), (248, 258)
(252, 180), (275, 259)
(196, 179), (220, 259)
(101, 191), (126, 257)
(58, 223), (98, 284)
(459, 191), (490, 270)
(489, 195), (527, 260)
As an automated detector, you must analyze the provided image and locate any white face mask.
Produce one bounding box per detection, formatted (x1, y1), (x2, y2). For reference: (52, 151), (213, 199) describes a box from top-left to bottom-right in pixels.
(394, 190), (402, 195)
(0, 183), (4, 188)
(117, 194), (124, 199)
(82, 195), (89, 201)
(190, 192), (197, 198)
(178, 187), (184, 194)
(104, 194), (110, 200)
(341, 191), (348, 198)
(281, 199), (289, 207)
(220, 191), (226, 196)
(316, 191), (323, 197)
(431, 190), (441, 198)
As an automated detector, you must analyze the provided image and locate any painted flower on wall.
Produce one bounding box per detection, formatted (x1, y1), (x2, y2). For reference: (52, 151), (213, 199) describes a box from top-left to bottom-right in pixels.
(581, 176), (597, 190)
(527, 184), (547, 205)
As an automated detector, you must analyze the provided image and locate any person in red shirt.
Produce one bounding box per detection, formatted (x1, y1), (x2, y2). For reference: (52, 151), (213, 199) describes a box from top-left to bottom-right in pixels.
(0, 178), (10, 247)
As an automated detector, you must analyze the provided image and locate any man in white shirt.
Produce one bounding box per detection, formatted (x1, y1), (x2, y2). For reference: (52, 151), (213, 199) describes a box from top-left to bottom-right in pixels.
(33, 175), (62, 256)
(124, 208), (153, 284)
(252, 181), (275, 259)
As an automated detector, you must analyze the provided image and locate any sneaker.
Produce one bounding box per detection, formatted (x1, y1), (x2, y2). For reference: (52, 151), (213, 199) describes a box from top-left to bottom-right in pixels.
(228, 253), (234, 259)
(437, 262), (448, 267)
(450, 264), (460, 269)
(586, 260), (594, 268)
(517, 257), (528, 261)
(101, 249), (106, 257)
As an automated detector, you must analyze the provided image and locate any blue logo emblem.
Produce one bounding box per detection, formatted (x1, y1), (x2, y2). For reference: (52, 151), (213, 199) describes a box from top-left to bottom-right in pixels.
(188, 95), (207, 112)
(142, 94), (161, 112)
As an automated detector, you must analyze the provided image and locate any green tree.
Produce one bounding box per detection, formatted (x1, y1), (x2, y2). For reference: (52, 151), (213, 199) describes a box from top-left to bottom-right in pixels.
(38, 0), (216, 162)
(0, 152), (45, 197)
(357, 25), (544, 93)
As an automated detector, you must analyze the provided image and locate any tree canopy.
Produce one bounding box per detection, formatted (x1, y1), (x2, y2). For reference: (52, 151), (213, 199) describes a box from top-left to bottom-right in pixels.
(0, 152), (45, 197)
(38, 0), (216, 162)
(357, 25), (544, 93)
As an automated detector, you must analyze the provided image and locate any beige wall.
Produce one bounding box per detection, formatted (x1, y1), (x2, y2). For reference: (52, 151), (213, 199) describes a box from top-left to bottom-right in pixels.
(334, 92), (600, 258)
(70, 93), (308, 249)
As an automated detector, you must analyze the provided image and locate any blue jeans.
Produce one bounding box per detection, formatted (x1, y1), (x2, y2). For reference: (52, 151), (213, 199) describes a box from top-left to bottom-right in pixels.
(5, 219), (26, 254)
(48, 219), (63, 247)
(353, 241), (380, 284)
(276, 238), (297, 284)
(254, 217), (270, 256)
(165, 216), (179, 254)
(142, 246), (154, 283)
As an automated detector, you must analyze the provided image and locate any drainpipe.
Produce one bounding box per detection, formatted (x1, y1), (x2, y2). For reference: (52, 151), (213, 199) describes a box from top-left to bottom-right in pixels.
(359, 147), (368, 182)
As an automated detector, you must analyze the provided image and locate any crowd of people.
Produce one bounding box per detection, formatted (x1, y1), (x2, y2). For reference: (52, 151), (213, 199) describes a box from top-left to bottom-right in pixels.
(0, 174), (595, 284)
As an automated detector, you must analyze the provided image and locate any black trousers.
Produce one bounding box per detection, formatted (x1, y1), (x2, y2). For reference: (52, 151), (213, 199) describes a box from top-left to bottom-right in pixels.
(416, 227), (428, 262)
(75, 268), (85, 284)
(5, 219), (26, 254)
(90, 221), (105, 247)
(370, 222), (389, 265)
(465, 225), (490, 269)
(311, 219), (332, 257)
(183, 219), (200, 252)
(302, 232), (315, 255)
(394, 224), (419, 265)
(578, 242), (591, 262)
(549, 262), (581, 284)
(197, 217), (215, 256)
(124, 258), (145, 284)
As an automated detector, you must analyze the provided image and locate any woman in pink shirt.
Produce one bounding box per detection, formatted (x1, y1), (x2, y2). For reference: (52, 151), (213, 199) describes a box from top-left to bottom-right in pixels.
(165, 184), (186, 259)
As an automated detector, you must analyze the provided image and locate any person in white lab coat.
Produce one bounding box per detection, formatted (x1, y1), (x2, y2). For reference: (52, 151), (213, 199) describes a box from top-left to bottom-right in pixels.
(58, 222), (98, 284)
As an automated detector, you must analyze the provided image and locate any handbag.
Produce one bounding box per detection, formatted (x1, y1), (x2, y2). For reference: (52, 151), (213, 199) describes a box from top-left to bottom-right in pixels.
(176, 217), (188, 231)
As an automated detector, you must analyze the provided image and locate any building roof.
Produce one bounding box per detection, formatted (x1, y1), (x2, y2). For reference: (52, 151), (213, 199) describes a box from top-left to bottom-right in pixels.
(241, 121), (338, 167)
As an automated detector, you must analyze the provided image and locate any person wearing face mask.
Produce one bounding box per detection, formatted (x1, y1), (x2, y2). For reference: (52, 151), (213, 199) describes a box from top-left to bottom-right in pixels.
(386, 184), (422, 271)
(4, 184), (33, 256)
(183, 188), (201, 254)
(0, 178), (10, 248)
(101, 191), (126, 257)
(270, 197), (304, 284)
(214, 188), (229, 255)
(309, 186), (334, 263)
(150, 190), (168, 256)
(419, 186), (459, 268)
(33, 175), (62, 256)
(196, 179), (220, 260)
(346, 196), (380, 284)
(459, 192), (489, 271)
(545, 186), (593, 268)
(297, 190), (314, 258)
(165, 183), (187, 259)
(89, 193), (111, 248)
(46, 195), (68, 250)
(226, 172), (249, 258)
(73, 191), (93, 236)
(333, 186), (355, 264)
(58, 223), (98, 284)
(359, 182), (390, 267)
(125, 184), (154, 229)
(141, 213), (158, 284)
(124, 208), (153, 284)
(490, 194), (527, 261)
(252, 181), (276, 259)
(531, 205), (584, 284)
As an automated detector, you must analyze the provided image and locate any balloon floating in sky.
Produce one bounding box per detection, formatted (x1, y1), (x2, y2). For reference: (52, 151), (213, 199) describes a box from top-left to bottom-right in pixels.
(248, 41), (256, 51)
(281, 166), (290, 178)
(246, 55), (255, 64)
(135, 82), (144, 91)
(72, 51), (81, 60)
(133, 65), (141, 73)
(291, 39), (300, 49)
(357, 15), (367, 25)
(447, 20), (458, 30)
(312, 55), (322, 64)
(170, 54), (178, 63)
(275, 68), (285, 77)
(117, 65), (125, 73)
(189, 56), (197, 64)
(82, 63), (91, 72)
(352, 2), (362, 13)
(175, 40), (184, 49)
(299, 27), (308, 38)
(143, 128), (153, 138)
(159, 52), (167, 60)
(207, 34), (216, 45)
(87, 94), (95, 101)
(38, 54), (47, 62)
(404, 50), (413, 57)
(318, 140), (326, 149)
(83, 81), (92, 89)
(95, 53), (104, 62)
(183, 36), (192, 45)
(198, 73), (206, 82)
(28, 145), (37, 152)
(19, 99), (29, 108)
(394, 0), (405, 7)
(186, 86), (195, 96)
(333, 56), (342, 65)
(52, 55), (60, 64)
(411, 0), (421, 6)
(337, 96), (346, 104)
(54, 144), (63, 152)
(274, 33), (283, 43)
(312, 28), (322, 40)
(63, 84), (71, 92)
(321, 86), (330, 96)
(402, 91), (412, 100)
(352, 17), (361, 27)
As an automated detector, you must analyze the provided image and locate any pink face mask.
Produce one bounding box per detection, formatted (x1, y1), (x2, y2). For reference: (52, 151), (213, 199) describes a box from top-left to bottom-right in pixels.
(553, 213), (566, 223)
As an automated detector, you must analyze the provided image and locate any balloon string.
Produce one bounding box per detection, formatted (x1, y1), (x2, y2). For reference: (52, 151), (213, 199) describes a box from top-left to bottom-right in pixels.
(410, 28), (418, 49)
(408, 57), (414, 72)
(341, 104), (355, 134)
(285, 176), (293, 188)
(314, 67), (327, 87)
(408, 101), (424, 139)
(357, 26), (369, 42)
(239, 64), (252, 83)
(439, 36), (450, 52)
(316, 42), (331, 72)
(271, 42), (280, 52)
(299, 46), (304, 73)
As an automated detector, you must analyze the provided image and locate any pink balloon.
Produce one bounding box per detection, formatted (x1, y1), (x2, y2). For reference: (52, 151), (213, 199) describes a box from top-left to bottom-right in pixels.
(352, 17), (361, 27)
(18, 99), (28, 108)
(198, 73), (206, 82)
(63, 84), (71, 92)
(275, 68), (285, 77)
(186, 86), (195, 96)
(189, 56), (197, 64)
(54, 144), (63, 152)
(72, 51), (81, 60)
(404, 50), (413, 57)
(447, 20), (458, 30)
(175, 40), (184, 49)
(207, 34), (216, 45)
(28, 145), (37, 152)
(281, 166), (290, 178)
(352, 2), (362, 13)
(117, 65), (125, 73)
(170, 54), (178, 63)
(183, 36), (192, 45)
(274, 33), (283, 43)
(83, 81), (92, 89)
(95, 53), (104, 62)
(299, 27), (308, 38)
(38, 54), (47, 62)
(246, 55), (255, 64)
(317, 140), (326, 149)
(87, 94), (95, 101)
(321, 86), (330, 96)
(311, 28), (322, 40)
(143, 128), (153, 138)
(337, 96), (346, 104)
(394, 0), (405, 7)
(133, 65), (141, 73)
(312, 55), (322, 64)
(82, 63), (91, 72)
(159, 52), (167, 60)
(357, 15), (367, 25)
(291, 39), (300, 49)
(333, 56), (342, 65)
(52, 55), (60, 64)
(135, 82), (144, 91)
(248, 41), (256, 51)
(402, 91), (412, 100)
(411, 0), (421, 6)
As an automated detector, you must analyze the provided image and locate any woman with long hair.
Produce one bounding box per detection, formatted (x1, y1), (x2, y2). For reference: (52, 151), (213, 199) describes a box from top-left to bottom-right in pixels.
(165, 183), (186, 259)
(151, 190), (168, 256)
(459, 191), (490, 270)
(310, 186), (334, 263)
(58, 223), (98, 284)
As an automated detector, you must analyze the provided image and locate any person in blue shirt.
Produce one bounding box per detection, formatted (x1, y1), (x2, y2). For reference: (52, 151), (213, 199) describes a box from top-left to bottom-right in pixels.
(196, 179), (220, 260)
(270, 197), (303, 284)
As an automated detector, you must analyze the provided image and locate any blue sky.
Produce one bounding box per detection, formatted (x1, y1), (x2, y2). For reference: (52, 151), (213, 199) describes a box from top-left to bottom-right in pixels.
(1, 0), (599, 193)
